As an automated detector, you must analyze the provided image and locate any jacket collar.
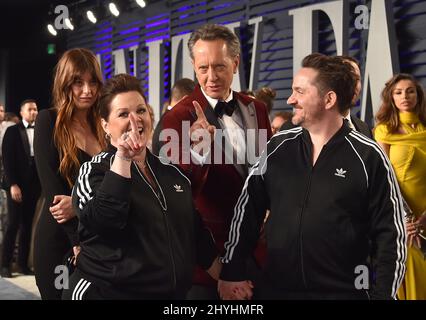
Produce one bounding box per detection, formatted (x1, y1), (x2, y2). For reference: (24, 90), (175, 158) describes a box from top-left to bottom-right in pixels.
(302, 120), (352, 147)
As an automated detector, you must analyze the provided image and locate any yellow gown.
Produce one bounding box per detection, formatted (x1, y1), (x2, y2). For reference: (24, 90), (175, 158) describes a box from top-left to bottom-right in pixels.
(375, 112), (426, 300)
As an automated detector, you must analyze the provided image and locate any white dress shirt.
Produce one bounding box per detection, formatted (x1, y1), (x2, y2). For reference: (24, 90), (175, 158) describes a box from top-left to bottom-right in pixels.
(191, 88), (246, 165)
(22, 119), (35, 156)
(344, 113), (356, 131)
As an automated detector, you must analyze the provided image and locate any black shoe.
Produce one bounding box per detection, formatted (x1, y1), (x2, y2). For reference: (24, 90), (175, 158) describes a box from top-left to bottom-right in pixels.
(0, 267), (12, 278)
(17, 267), (34, 276)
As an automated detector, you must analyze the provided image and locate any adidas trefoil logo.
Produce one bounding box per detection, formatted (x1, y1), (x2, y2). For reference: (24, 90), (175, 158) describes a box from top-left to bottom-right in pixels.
(334, 168), (347, 178)
(174, 184), (183, 192)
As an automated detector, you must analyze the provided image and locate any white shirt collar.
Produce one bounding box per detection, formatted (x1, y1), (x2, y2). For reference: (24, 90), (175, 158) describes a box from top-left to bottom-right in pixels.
(343, 113), (351, 122)
(22, 119), (32, 128)
(343, 112), (356, 130)
(200, 87), (234, 109)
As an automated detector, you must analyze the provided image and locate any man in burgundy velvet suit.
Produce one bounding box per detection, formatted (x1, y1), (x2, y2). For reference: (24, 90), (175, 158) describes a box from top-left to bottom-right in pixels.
(154, 24), (272, 299)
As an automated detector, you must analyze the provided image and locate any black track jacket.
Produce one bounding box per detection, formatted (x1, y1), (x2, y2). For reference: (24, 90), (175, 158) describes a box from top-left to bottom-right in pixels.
(72, 148), (217, 297)
(221, 125), (406, 299)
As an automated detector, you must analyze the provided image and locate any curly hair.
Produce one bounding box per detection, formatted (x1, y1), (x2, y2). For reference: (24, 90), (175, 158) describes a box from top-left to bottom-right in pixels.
(375, 73), (426, 133)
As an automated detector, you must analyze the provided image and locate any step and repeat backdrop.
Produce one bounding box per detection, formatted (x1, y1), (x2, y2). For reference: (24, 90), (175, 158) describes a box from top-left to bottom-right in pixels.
(63, 0), (426, 125)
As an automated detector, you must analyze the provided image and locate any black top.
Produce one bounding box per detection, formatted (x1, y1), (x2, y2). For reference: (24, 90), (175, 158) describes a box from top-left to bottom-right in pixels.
(221, 125), (406, 299)
(34, 108), (91, 245)
(72, 147), (217, 297)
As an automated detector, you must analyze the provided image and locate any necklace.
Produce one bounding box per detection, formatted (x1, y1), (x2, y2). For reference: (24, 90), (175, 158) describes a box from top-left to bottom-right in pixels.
(134, 159), (147, 169)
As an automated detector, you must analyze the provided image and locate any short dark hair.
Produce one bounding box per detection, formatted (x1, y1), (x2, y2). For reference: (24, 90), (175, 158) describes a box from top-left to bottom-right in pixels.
(302, 53), (356, 113)
(338, 55), (360, 68)
(256, 87), (277, 113)
(171, 78), (195, 102)
(20, 99), (37, 109)
(273, 111), (293, 122)
(188, 24), (241, 60)
(337, 55), (361, 83)
(99, 74), (152, 123)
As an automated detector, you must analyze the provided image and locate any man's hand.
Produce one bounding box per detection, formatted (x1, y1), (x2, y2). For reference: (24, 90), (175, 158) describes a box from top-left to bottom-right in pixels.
(206, 257), (222, 281)
(10, 184), (22, 203)
(218, 279), (254, 300)
(72, 246), (81, 266)
(50, 195), (75, 224)
(190, 101), (215, 152)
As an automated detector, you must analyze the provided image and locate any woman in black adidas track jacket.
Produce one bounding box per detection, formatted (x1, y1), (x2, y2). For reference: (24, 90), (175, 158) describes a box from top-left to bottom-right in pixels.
(220, 125), (407, 300)
(63, 74), (218, 300)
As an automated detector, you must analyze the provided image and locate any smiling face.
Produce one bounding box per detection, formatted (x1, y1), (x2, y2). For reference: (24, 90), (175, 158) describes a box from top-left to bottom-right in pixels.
(392, 79), (417, 113)
(192, 39), (239, 100)
(72, 71), (99, 110)
(287, 68), (326, 129)
(101, 91), (151, 148)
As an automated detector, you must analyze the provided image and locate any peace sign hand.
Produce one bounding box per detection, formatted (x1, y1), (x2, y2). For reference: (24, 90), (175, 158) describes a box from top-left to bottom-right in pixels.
(190, 101), (216, 148)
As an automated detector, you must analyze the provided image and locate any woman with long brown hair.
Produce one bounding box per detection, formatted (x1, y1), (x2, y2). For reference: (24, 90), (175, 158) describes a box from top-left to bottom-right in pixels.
(33, 48), (106, 299)
(374, 73), (426, 300)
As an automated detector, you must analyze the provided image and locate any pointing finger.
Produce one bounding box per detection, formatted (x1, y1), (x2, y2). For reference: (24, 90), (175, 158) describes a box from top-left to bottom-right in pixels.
(129, 112), (138, 134)
(193, 101), (207, 121)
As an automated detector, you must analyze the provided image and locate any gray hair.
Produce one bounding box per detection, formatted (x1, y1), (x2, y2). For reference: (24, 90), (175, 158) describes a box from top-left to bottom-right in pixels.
(188, 24), (241, 60)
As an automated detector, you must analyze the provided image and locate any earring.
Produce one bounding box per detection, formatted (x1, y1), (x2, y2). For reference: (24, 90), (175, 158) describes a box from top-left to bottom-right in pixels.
(105, 133), (111, 140)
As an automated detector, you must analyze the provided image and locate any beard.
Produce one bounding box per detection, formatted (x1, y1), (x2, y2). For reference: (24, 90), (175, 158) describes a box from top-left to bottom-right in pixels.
(291, 109), (304, 126)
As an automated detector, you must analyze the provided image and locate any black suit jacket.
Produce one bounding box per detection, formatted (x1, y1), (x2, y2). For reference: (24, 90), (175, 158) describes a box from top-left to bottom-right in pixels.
(351, 115), (373, 139)
(2, 122), (40, 192)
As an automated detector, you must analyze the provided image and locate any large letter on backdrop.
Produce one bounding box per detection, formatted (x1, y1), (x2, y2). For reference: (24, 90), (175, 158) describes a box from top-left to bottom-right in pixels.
(147, 39), (165, 126)
(171, 33), (194, 86)
(289, 0), (348, 75)
(361, 0), (399, 124)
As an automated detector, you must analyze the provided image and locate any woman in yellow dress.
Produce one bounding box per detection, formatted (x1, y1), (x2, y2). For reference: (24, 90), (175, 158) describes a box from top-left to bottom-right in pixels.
(374, 73), (426, 300)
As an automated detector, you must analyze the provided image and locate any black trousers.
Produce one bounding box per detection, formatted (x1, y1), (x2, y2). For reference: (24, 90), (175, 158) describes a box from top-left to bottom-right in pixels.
(1, 187), (38, 269)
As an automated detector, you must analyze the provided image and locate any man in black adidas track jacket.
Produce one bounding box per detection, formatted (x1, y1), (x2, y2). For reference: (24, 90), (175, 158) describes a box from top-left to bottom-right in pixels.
(219, 54), (406, 300)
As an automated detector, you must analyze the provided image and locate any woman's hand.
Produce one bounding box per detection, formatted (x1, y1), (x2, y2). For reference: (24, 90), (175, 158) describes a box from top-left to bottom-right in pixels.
(49, 195), (75, 224)
(116, 113), (146, 160)
(406, 220), (421, 248)
(418, 212), (426, 229)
